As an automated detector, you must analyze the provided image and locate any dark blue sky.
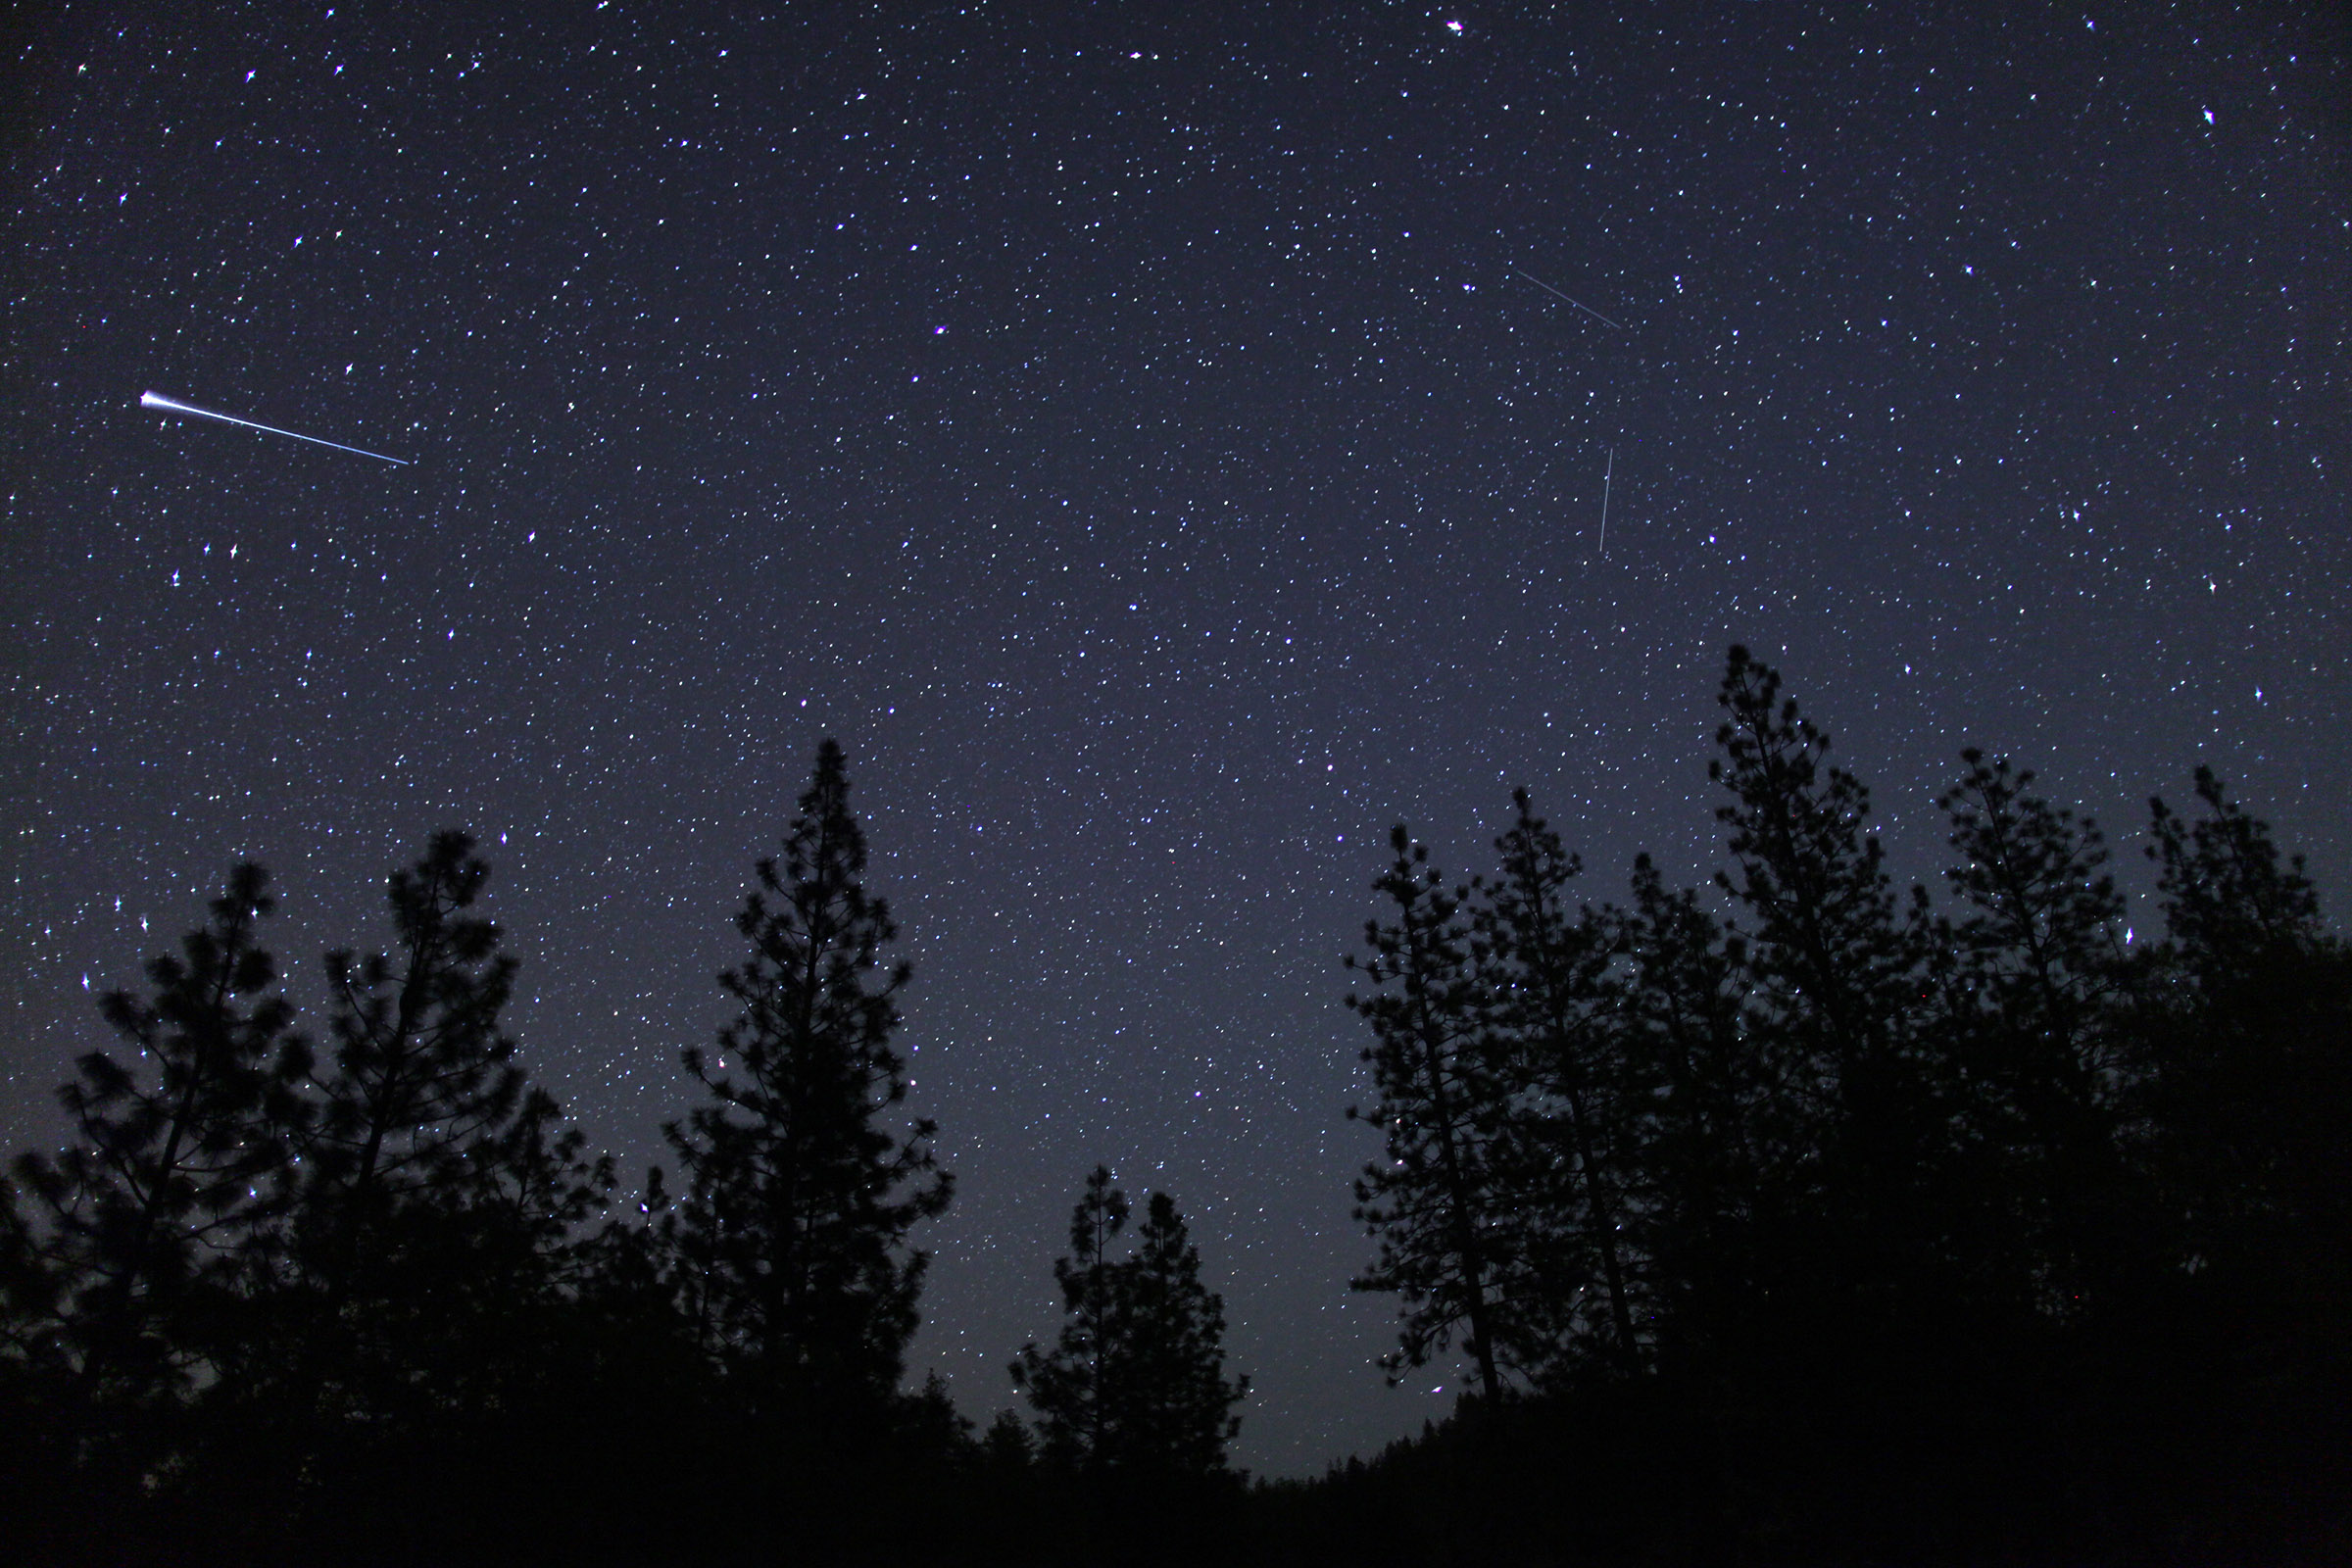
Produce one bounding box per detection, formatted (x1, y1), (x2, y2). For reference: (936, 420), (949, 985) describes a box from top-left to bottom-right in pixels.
(6, 1), (2345, 1474)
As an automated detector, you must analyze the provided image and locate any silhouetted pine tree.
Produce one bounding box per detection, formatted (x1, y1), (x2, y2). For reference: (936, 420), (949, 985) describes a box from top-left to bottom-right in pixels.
(1611, 853), (1760, 1375)
(2137, 768), (2351, 1358)
(307, 832), (524, 1207)
(1117, 1190), (1250, 1474)
(1013, 1164), (1128, 1469)
(1935, 750), (2129, 1321)
(2149, 766), (2328, 972)
(566, 1163), (702, 1391)
(665, 739), (952, 1417)
(0, 1169), (64, 1550)
(434, 1085), (615, 1405)
(0, 866), (309, 1562)
(1346, 826), (1541, 1397)
(1708, 646), (1950, 1332)
(980, 1406), (1037, 1471)
(264, 832), (537, 1431)
(12, 864), (308, 1410)
(0, 1171), (52, 1367)
(1013, 1169), (1248, 1477)
(1476, 789), (1642, 1377)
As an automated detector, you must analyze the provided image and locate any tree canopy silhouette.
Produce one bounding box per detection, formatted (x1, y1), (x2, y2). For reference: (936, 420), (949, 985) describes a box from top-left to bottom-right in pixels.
(665, 738), (953, 1417)
(1344, 827), (1530, 1397)
(12, 864), (307, 1413)
(1013, 1165), (1249, 1478)
(5, 654), (2346, 1566)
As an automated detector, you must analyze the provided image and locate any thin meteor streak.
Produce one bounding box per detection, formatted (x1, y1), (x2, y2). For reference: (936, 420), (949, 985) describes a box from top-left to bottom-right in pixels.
(1510, 269), (1626, 329)
(1598, 446), (1614, 557)
(139, 390), (411, 466)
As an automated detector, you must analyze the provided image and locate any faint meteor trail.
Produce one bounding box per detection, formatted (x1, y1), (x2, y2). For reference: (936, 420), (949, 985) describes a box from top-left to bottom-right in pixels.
(139, 390), (411, 466)
(1598, 446), (1614, 557)
(1511, 269), (1626, 329)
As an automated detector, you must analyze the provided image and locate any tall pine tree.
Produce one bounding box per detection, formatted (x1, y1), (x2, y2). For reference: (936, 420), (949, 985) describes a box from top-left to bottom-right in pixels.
(1478, 789), (1641, 1377)
(1119, 1189), (1250, 1475)
(1012, 1164), (1129, 1471)
(2138, 768), (2350, 1359)
(666, 739), (952, 1416)
(1345, 826), (1534, 1397)
(1708, 647), (1949, 1330)
(274, 831), (537, 1428)
(1612, 853), (1760, 1376)
(1013, 1168), (1248, 1477)
(1936, 750), (2129, 1321)
(12, 864), (308, 1406)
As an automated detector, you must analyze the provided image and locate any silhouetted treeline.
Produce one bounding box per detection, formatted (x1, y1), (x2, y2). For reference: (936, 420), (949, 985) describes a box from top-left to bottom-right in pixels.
(4, 653), (2346, 1565)
(1326, 645), (2349, 1563)
(0, 742), (1252, 1566)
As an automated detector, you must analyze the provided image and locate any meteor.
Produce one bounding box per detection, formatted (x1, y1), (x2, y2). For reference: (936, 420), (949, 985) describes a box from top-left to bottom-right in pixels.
(139, 390), (411, 466)
(1510, 269), (1626, 330)
(1598, 446), (1614, 557)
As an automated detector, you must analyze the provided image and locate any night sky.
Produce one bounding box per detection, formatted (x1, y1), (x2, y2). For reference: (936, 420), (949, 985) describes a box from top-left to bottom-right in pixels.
(6, 2), (2346, 1476)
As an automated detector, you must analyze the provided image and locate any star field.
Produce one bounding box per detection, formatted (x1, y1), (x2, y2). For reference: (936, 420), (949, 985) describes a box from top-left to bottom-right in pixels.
(5, 3), (2346, 1475)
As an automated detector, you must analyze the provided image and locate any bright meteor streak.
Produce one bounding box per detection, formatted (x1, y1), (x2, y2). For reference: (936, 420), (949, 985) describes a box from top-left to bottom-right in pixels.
(139, 390), (411, 466)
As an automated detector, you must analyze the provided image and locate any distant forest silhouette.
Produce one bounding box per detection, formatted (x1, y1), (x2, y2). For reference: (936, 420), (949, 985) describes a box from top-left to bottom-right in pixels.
(5, 649), (2345, 1565)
